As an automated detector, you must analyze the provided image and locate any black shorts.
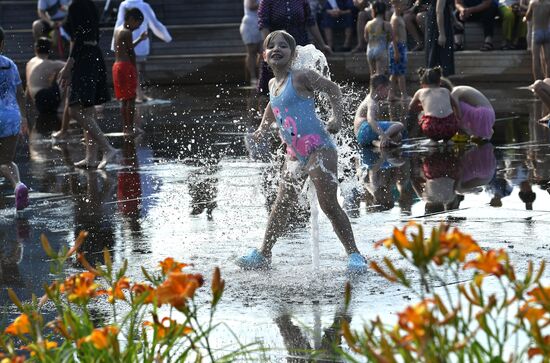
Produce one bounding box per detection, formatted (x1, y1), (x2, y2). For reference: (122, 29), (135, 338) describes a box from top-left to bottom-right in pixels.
(69, 44), (110, 107)
(35, 83), (61, 114)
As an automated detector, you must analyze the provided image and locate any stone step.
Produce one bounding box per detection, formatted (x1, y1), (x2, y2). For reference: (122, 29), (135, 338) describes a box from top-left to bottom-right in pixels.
(8, 50), (530, 89)
(0, 0), (242, 30)
(2, 23), (243, 61)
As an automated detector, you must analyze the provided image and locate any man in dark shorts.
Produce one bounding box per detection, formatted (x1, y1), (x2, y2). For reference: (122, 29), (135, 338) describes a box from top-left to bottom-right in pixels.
(58, 0), (118, 169)
(32, 0), (70, 42)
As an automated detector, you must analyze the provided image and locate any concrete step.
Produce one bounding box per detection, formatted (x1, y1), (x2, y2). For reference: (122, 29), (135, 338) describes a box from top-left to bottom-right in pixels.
(0, 0), (242, 30)
(9, 50), (530, 87)
(3, 23), (243, 61)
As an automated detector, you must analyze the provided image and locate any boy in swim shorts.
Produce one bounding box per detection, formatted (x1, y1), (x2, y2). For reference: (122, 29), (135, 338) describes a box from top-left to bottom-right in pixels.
(354, 74), (405, 148)
(524, 0), (550, 80)
(388, 0), (409, 100)
(113, 7), (148, 135)
(0, 27), (30, 211)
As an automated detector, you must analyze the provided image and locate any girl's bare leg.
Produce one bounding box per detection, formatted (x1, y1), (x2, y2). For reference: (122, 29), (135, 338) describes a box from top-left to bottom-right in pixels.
(307, 148), (359, 255)
(136, 61), (149, 102)
(542, 43), (550, 79)
(532, 43), (543, 81)
(70, 105), (116, 168)
(245, 43), (260, 85)
(260, 163), (305, 258)
(367, 55), (376, 76)
(0, 162), (21, 186)
(376, 55), (388, 76)
(533, 79), (550, 120)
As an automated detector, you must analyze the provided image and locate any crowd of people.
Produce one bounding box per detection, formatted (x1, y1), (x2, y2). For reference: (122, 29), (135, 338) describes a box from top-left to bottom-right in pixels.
(0, 0), (172, 214)
(240, 0), (549, 84)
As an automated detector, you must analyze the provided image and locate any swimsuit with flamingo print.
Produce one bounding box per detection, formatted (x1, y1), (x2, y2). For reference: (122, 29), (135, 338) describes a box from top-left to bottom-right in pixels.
(269, 72), (335, 164)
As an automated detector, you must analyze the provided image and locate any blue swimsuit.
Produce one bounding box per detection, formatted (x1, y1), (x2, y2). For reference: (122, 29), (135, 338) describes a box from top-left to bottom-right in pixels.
(269, 72), (335, 163)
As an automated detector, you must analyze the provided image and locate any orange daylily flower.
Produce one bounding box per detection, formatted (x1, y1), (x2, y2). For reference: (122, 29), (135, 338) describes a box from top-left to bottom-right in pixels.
(527, 286), (550, 306)
(519, 304), (547, 324)
(159, 258), (189, 275)
(60, 271), (99, 302)
(100, 277), (130, 303)
(132, 282), (156, 304)
(397, 300), (434, 342)
(156, 272), (204, 309)
(435, 228), (481, 264)
(464, 249), (508, 277)
(376, 223), (415, 250)
(143, 317), (192, 339)
(78, 326), (119, 349)
(4, 313), (31, 336)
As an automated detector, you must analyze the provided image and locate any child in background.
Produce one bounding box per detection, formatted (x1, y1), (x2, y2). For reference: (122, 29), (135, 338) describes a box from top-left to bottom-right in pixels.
(440, 78), (495, 140)
(388, 0), (409, 100)
(237, 30), (367, 273)
(498, 0), (527, 50)
(354, 74), (405, 147)
(239, 0), (262, 86)
(365, 1), (391, 76)
(113, 8), (148, 135)
(524, 0), (550, 80)
(112, 0), (172, 103)
(409, 67), (461, 145)
(531, 78), (550, 122)
(0, 27), (29, 211)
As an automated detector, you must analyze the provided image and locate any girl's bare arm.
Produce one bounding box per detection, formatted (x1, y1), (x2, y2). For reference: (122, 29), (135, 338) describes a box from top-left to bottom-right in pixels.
(523, 1), (533, 21)
(254, 101), (276, 139)
(450, 94), (462, 120)
(408, 90), (422, 113)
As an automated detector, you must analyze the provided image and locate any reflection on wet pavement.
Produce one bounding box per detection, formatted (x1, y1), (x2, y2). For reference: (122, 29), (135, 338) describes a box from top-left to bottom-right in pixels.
(1, 83), (550, 359)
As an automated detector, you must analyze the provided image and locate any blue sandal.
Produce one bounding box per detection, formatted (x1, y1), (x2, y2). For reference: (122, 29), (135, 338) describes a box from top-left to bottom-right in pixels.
(236, 249), (271, 270)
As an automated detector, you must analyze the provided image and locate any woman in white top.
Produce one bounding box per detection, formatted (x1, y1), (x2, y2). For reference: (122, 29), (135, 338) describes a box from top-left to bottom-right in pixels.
(112, 0), (172, 102)
(239, 0), (262, 86)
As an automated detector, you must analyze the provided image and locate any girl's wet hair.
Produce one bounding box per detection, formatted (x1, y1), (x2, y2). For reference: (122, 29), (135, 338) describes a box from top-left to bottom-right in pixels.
(0, 27), (4, 43)
(440, 77), (454, 91)
(263, 30), (297, 55)
(418, 66), (442, 85)
(372, 1), (387, 16)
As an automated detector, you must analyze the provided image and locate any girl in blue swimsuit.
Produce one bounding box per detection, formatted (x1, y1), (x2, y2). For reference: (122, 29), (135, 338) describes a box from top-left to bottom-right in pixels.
(237, 30), (367, 273)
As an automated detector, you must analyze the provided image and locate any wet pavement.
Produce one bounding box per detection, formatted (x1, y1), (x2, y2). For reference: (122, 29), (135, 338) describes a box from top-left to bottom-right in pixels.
(1, 83), (550, 360)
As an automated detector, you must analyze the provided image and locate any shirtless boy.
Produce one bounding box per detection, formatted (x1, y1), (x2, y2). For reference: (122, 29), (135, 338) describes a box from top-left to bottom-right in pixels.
(409, 67), (461, 145)
(388, 0), (409, 100)
(354, 74), (405, 148)
(113, 7), (147, 135)
(524, 0), (550, 80)
(26, 38), (71, 136)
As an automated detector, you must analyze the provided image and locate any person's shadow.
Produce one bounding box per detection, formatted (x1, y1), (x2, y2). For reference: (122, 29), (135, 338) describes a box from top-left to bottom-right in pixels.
(72, 169), (116, 266)
(187, 161), (220, 220)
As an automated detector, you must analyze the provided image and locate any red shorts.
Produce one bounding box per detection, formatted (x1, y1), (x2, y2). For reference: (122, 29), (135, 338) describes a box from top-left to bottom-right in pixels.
(112, 61), (137, 100)
(419, 113), (459, 141)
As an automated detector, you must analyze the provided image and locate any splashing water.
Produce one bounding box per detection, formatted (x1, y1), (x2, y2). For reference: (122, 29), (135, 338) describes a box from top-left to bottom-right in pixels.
(291, 45), (331, 79)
